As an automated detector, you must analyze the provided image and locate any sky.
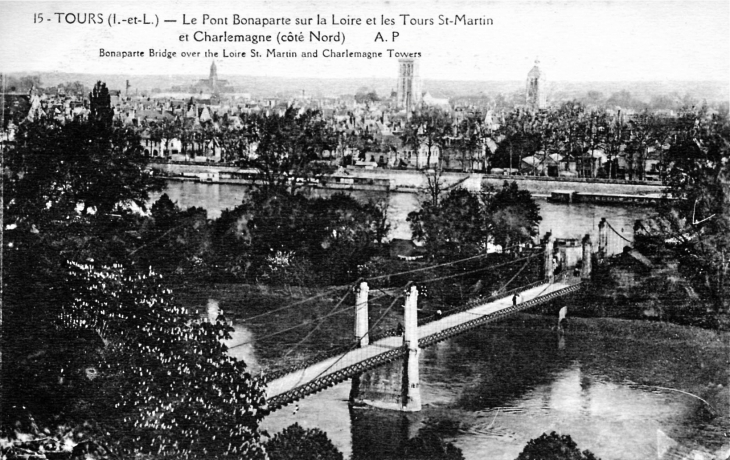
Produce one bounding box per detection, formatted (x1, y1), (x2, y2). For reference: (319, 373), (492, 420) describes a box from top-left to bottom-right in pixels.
(1, 0), (728, 82)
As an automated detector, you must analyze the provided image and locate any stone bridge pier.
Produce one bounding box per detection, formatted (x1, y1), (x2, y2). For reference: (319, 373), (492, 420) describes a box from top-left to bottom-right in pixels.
(350, 283), (422, 412)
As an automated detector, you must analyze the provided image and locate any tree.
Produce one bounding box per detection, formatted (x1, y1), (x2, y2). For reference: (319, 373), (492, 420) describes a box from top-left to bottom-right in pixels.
(306, 193), (389, 281)
(89, 81), (113, 129)
(8, 74), (43, 92)
(5, 115), (161, 225)
(3, 91), (162, 336)
(403, 430), (465, 460)
(136, 194), (210, 278)
(354, 89), (380, 104)
(238, 107), (338, 194)
(2, 81), (268, 457)
(494, 109), (542, 172)
(345, 127), (379, 161)
(59, 80), (87, 96)
(230, 190), (389, 284)
(409, 181), (541, 260)
(638, 109), (730, 315)
(456, 116), (484, 172)
(401, 108), (451, 169)
(265, 423), (343, 460)
(515, 432), (600, 460)
(408, 187), (487, 260)
(606, 90), (641, 111)
(483, 181), (542, 249)
(56, 262), (267, 458)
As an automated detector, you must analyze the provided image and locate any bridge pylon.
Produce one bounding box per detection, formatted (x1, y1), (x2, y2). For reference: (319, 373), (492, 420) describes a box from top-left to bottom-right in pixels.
(544, 235), (555, 282)
(355, 281), (370, 347)
(402, 285), (421, 412)
(598, 218), (608, 259)
(349, 284), (422, 412)
(582, 234), (593, 280)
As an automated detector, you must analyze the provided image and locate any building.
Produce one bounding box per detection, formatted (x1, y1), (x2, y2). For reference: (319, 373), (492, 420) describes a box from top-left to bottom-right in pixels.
(196, 61), (227, 93)
(167, 61), (235, 99)
(396, 58), (422, 112)
(526, 59), (547, 110)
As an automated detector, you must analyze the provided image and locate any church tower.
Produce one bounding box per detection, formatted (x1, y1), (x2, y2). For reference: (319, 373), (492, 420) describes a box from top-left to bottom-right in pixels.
(526, 59), (546, 110)
(396, 58), (422, 112)
(209, 61), (218, 93)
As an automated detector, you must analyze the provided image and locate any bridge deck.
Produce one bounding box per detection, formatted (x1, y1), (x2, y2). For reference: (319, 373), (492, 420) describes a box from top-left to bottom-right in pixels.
(265, 277), (581, 408)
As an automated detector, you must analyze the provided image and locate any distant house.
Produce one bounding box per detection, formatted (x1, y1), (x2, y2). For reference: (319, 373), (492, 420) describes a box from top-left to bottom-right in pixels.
(576, 149), (607, 177)
(521, 152), (564, 176)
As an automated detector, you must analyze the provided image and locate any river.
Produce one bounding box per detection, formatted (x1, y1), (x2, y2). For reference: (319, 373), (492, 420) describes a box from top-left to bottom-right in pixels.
(222, 315), (728, 460)
(152, 180), (648, 242)
(157, 181), (729, 459)
(247, 315), (730, 460)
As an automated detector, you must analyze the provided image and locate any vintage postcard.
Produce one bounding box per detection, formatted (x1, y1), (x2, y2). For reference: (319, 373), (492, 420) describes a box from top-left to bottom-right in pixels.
(1, 1), (728, 459)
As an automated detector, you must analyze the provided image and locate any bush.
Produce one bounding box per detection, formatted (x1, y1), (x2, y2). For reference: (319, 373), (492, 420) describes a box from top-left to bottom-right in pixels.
(515, 432), (600, 460)
(403, 430), (465, 460)
(265, 423), (343, 460)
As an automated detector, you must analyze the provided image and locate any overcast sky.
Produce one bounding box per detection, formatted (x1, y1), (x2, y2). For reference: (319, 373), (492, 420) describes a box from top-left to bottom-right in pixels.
(1, 0), (728, 82)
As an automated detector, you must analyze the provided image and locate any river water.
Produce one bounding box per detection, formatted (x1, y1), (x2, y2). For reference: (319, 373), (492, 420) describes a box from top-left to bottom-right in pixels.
(153, 181), (647, 242)
(158, 181), (729, 459)
(255, 316), (728, 460)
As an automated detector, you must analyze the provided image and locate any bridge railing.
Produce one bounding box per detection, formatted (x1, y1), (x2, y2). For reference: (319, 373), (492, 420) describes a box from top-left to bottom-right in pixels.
(265, 279), (584, 410)
(254, 343), (358, 384)
(419, 280), (582, 347)
(257, 235), (601, 393)
(259, 272), (578, 385)
(266, 345), (409, 411)
(416, 274), (550, 326)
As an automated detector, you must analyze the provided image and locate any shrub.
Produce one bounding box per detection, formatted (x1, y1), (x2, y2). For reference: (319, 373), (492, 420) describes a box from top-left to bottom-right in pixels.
(265, 423), (343, 460)
(515, 432), (600, 460)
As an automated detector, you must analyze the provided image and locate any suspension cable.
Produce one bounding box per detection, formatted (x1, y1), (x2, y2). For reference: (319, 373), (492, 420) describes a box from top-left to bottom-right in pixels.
(240, 284), (351, 322)
(366, 243), (530, 281)
(416, 252), (540, 285)
(304, 285), (408, 384)
(420, 254), (539, 322)
(605, 220), (633, 244)
(281, 288), (352, 358)
(229, 290), (394, 350)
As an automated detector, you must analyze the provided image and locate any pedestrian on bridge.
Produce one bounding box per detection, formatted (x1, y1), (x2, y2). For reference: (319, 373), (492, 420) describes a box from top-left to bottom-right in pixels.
(512, 293), (519, 307)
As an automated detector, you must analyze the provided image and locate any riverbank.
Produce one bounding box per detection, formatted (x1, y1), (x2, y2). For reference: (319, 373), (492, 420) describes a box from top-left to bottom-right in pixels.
(556, 251), (730, 330)
(148, 161), (666, 197)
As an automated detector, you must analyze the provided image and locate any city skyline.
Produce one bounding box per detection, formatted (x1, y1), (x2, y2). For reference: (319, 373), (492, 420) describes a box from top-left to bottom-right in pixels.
(0, 0), (728, 83)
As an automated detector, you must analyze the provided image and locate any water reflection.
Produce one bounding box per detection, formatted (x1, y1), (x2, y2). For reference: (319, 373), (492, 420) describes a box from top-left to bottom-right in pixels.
(262, 381), (354, 458)
(261, 318), (727, 460)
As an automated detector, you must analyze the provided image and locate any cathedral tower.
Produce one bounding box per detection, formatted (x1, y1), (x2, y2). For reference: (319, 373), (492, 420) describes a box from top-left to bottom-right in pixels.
(396, 58), (422, 112)
(526, 59), (547, 110)
(209, 61), (218, 93)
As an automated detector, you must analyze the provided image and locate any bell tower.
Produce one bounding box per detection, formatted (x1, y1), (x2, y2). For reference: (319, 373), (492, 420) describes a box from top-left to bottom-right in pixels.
(209, 61), (218, 93)
(526, 59), (547, 110)
(397, 59), (422, 112)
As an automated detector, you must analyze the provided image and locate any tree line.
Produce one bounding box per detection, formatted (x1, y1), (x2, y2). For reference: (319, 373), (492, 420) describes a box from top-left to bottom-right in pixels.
(3, 80), (727, 458)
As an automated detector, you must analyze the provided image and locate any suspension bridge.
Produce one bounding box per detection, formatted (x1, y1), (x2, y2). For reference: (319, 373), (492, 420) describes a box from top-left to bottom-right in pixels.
(222, 218), (632, 413)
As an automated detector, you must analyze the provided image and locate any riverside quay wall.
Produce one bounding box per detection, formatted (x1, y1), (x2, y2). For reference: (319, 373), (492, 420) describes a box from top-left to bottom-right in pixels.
(148, 162), (666, 196)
